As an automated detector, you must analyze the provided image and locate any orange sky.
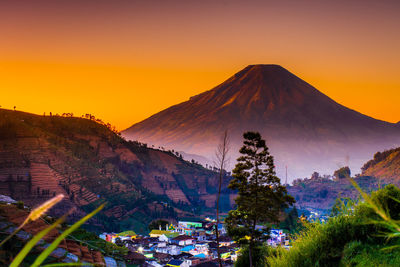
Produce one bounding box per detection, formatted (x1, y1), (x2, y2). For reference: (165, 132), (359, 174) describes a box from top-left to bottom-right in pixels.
(1, 0), (399, 130)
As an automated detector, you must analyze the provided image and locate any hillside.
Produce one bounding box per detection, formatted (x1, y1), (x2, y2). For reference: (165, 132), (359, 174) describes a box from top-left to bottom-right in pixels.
(287, 176), (383, 214)
(287, 148), (400, 214)
(123, 64), (400, 180)
(0, 109), (233, 234)
(361, 147), (400, 181)
(0, 200), (127, 265)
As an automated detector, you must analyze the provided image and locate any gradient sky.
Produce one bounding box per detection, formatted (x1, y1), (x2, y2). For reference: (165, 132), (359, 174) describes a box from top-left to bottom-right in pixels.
(1, 0), (399, 130)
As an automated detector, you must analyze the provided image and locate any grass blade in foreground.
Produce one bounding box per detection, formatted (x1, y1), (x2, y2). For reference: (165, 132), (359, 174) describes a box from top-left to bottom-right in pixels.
(30, 203), (105, 267)
(0, 194), (64, 247)
(10, 215), (66, 267)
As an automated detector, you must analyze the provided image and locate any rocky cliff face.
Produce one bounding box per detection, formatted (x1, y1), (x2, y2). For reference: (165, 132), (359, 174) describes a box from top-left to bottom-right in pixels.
(123, 65), (400, 180)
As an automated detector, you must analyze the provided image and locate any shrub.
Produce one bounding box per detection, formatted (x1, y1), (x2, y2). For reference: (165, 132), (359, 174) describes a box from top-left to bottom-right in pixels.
(235, 245), (271, 267)
(268, 184), (400, 266)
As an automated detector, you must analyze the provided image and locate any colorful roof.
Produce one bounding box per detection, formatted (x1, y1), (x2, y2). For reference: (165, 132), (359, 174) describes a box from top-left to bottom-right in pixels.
(117, 230), (136, 236)
(172, 235), (193, 241)
(165, 232), (180, 238)
(167, 259), (183, 266)
(181, 245), (195, 252)
(149, 230), (171, 235)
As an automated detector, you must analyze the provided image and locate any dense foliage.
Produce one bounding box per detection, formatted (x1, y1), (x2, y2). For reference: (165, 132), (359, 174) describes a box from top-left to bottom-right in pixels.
(362, 147), (400, 172)
(333, 166), (351, 179)
(268, 184), (400, 266)
(226, 132), (294, 267)
(0, 109), (228, 235)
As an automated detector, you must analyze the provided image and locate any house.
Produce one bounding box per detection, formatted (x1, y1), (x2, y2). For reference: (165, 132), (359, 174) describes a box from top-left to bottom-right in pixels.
(156, 244), (182, 255)
(218, 236), (234, 247)
(159, 234), (169, 242)
(157, 241), (167, 248)
(192, 229), (207, 241)
(181, 245), (195, 253)
(124, 251), (146, 265)
(193, 261), (219, 267)
(184, 257), (202, 266)
(192, 243), (209, 255)
(178, 221), (203, 235)
(159, 232), (180, 242)
(167, 259), (190, 267)
(146, 260), (164, 267)
(178, 221), (203, 229)
(153, 252), (171, 264)
(193, 253), (206, 259)
(172, 235), (194, 246)
(166, 232), (180, 240)
(117, 230), (137, 239)
(150, 229), (172, 238)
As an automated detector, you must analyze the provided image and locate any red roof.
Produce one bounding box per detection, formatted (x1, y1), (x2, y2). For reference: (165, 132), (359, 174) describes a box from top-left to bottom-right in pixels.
(173, 235), (193, 241)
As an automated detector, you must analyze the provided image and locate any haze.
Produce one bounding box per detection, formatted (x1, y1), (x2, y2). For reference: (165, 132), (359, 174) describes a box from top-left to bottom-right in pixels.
(1, 0), (399, 130)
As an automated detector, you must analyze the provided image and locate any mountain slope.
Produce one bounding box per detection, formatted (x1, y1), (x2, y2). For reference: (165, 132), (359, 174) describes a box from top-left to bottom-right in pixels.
(123, 65), (400, 179)
(361, 147), (400, 180)
(0, 109), (232, 234)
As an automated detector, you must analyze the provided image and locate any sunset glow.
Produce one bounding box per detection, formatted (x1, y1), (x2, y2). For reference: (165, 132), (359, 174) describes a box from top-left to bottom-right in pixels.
(1, 0), (399, 130)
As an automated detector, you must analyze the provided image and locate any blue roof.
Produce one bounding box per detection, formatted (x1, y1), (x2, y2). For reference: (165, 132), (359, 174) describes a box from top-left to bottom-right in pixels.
(181, 245), (195, 252)
(167, 259), (183, 266)
(194, 253), (206, 258)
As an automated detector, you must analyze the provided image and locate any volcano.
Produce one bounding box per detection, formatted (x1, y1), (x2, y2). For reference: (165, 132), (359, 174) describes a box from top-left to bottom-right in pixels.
(123, 65), (400, 180)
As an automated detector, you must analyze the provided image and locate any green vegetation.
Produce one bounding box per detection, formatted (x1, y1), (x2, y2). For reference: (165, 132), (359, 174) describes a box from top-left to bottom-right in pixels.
(362, 147), (400, 172)
(69, 229), (128, 260)
(333, 166), (351, 179)
(148, 219), (169, 231)
(0, 195), (108, 266)
(235, 245), (271, 267)
(267, 184), (400, 266)
(279, 207), (302, 234)
(225, 132), (294, 267)
(0, 108), (225, 235)
(288, 175), (383, 214)
(361, 147), (400, 180)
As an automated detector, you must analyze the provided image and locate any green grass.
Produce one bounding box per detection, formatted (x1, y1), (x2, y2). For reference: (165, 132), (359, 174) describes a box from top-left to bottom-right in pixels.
(268, 184), (400, 267)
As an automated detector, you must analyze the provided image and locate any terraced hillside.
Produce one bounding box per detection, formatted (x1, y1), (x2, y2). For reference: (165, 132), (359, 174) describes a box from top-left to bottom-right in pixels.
(0, 202), (127, 265)
(0, 109), (233, 234)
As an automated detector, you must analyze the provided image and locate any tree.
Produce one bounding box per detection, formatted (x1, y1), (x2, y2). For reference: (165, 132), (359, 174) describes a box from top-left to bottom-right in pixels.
(148, 219), (169, 231)
(114, 237), (123, 247)
(225, 131), (295, 267)
(333, 166), (351, 179)
(214, 130), (230, 267)
(280, 206), (302, 234)
(311, 171), (320, 180)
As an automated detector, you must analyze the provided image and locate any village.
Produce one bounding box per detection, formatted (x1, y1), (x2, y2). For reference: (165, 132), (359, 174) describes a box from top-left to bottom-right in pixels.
(99, 219), (290, 267)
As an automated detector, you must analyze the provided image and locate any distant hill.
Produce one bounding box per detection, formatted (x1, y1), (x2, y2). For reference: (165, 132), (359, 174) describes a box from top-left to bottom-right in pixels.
(287, 148), (400, 213)
(0, 109), (233, 234)
(362, 147), (400, 181)
(123, 64), (400, 180)
(287, 176), (383, 214)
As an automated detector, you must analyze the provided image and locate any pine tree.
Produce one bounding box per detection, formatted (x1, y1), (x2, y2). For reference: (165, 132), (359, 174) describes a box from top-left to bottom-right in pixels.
(225, 131), (295, 267)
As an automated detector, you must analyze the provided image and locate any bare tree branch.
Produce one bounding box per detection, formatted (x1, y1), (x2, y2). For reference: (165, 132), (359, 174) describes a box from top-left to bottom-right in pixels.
(215, 130), (230, 267)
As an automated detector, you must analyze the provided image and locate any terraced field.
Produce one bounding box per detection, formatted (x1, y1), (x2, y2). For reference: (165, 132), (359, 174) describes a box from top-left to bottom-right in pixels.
(0, 108), (231, 234)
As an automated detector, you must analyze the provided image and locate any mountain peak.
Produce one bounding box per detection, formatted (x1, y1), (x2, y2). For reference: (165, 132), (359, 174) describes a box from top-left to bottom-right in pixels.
(235, 64), (291, 79)
(246, 64), (285, 70)
(123, 65), (400, 180)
